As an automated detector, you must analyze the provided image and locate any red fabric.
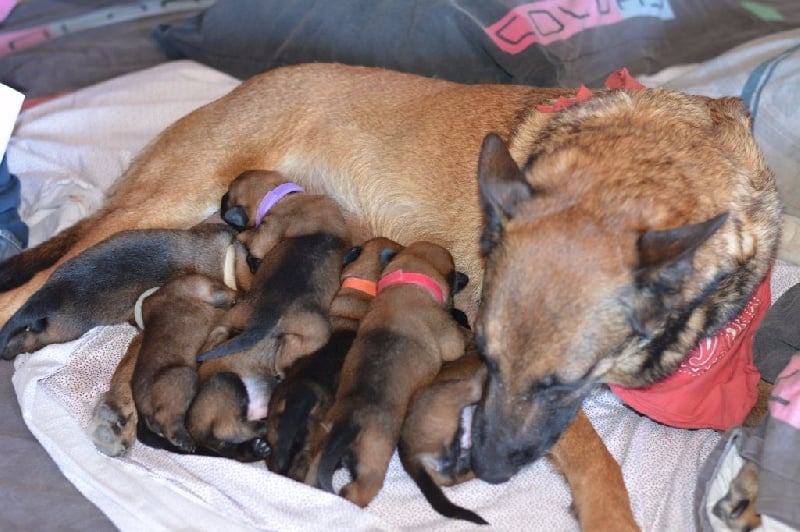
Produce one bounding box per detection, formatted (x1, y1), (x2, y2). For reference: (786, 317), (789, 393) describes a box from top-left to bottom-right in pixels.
(603, 67), (645, 90)
(536, 84), (593, 113)
(610, 272), (771, 430)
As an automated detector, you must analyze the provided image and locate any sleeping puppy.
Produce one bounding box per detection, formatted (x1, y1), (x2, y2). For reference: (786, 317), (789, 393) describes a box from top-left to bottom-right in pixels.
(399, 342), (488, 525)
(130, 273), (237, 453)
(0, 223), (249, 360)
(220, 169), (301, 230)
(306, 241), (469, 508)
(267, 237), (405, 480)
(186, 192), (350, 458)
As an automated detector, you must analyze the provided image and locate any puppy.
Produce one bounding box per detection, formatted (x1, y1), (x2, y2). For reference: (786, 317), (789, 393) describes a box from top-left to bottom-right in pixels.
(399, 343), (488, 524)
(220, 169), (302, 230)
(186, 191), (350, 457)
(130, 273), (237, 453)
(0, 223), (249, 360)
(307, 241), (469, 508)
(267, 237), (404, 480)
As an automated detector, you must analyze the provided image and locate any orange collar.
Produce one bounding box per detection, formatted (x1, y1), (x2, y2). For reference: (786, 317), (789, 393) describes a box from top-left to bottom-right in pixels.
(340, 276), (377, 297)
(377, 269), (444, 304)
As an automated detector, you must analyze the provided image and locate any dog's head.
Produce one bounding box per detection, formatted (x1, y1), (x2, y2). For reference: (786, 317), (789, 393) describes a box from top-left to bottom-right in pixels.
(469, 91), (779, 483)
(221, 170), (292, 229)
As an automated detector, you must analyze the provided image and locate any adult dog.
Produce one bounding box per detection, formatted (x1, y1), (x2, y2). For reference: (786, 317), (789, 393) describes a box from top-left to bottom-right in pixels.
(0, 63), (780, 528)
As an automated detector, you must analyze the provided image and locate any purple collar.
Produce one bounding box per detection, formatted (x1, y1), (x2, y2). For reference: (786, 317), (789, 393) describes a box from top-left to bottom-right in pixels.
(254, 182), (305, 225)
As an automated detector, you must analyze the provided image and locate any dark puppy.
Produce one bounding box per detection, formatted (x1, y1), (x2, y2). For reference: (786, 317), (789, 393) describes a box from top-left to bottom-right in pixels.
(186, 191), (350, 458)
(130, 273), (237, 453)
(0, 223), (248, 360)
(399, 343), (488, 524)
(307, 241), (469, 508)
(267, 237), (404, 480)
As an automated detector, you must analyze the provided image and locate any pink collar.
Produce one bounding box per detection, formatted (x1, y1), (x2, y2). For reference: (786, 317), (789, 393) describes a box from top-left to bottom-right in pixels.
(254, 182), (305, 225)
(377, 269), (444, 304)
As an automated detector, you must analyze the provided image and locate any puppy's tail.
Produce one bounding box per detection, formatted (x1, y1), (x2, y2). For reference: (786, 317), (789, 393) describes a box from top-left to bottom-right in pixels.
(315, 418), (360, 494)
(196, 327), (272, 362)
(0, 217), (91, 293)
(409, 464), (488, 525)
(269, 384), (318, 475)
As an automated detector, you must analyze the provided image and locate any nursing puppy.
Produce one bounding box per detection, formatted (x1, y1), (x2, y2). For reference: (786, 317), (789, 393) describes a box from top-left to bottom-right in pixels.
(186, 192), (350, 457)
(267, 237), (404, 480)
(399, 344), (487, 524)
(0, 224), (248, 360)
(1, 63), (781, 528)
(130, 273), (237, 453)
(307, 241), (469, 508)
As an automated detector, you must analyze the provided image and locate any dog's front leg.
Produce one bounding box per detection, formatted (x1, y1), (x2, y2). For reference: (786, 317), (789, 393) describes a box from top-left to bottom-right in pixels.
(547, 409), (639, 531)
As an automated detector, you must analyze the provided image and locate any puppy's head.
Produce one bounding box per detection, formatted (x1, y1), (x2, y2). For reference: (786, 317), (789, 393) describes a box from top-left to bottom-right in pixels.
(470, 91), (778, 483)
(221, 170), (291, 229)
(342, 237), (405, 282)
(380, 241), (469, 306)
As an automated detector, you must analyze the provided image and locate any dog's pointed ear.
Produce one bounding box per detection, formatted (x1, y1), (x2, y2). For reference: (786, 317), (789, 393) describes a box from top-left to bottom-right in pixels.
(379, 248), (398, 267)
(636, 212), (728, 274)
(630, 212), (729, 336)
(477, 133), (533, 255)
(342, 245), (363, 267)
(447, 270), (469, 295)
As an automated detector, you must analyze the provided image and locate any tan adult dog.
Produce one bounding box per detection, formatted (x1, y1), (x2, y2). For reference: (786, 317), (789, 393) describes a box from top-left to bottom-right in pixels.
(305, 240), (470, 507)
(0, 63), (782, 529)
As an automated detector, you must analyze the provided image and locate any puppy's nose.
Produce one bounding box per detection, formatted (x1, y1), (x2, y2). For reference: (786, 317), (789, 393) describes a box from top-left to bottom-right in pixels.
(222, 205), (248, 230)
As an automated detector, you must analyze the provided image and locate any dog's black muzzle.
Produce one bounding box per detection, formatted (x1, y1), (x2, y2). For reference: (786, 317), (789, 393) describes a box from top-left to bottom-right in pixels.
(470, 375), (586, 484)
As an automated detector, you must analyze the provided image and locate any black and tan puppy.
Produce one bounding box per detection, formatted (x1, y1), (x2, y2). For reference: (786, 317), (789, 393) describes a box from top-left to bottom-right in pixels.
(267, 237), (404, 480)
(130, 273), (237, 453)
(0, 223), (248, 360)
(307, 241), (469, 508)
(399, 343), (488, 524)
(186, 190), (350, 457)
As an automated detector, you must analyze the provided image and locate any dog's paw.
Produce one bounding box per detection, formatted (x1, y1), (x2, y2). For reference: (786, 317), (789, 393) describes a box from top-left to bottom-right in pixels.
(88, 393), (137, 457)
(712, 461), (761, 532)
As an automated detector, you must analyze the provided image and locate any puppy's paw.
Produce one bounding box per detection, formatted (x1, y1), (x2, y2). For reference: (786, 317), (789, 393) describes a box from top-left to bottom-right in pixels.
(88, 393), (137, 457)
(712, 461), (761, 532)
(251, 437), (271, 460)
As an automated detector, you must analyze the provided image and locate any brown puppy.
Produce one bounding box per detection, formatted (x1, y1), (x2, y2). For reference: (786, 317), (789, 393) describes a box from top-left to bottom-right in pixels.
(306, 241), (469, 508)
(399, 344), (488, 524)
(130, 273), (237, 453)
(0, 224), (249, 360)
(266, 237), (404, 480)
(1, 64), (780, 528)
(186, 191), (350, 457)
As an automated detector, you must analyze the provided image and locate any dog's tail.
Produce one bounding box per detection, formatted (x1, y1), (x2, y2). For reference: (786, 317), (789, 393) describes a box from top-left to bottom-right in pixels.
(408, 463), (488, 525)
(0, 217), (91, 293)
(315, 418), (360, 494)
(269, 384), (318, 475)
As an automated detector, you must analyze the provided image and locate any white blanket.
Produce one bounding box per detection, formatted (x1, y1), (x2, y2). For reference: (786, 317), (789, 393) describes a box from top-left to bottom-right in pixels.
(8, 60), (800, 531)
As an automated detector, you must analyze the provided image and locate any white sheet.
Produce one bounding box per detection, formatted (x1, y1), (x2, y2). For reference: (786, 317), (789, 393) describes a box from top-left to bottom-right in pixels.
(7, 60), (800, 531)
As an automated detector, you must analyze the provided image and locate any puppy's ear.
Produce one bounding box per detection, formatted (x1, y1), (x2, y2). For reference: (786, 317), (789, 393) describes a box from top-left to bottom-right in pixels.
(379, 248), (398, 267)
(246, 254), (262, 273)
(450, 307), (471, 330)
(477, 133), (533, 256)
(342, 246), (363, 267)
(222, 205), (249, 230)
(447, 270), (469, 295)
